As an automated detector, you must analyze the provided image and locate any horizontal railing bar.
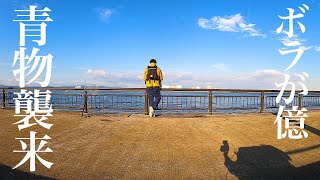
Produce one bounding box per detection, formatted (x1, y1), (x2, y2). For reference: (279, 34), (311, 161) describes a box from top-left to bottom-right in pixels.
(215, 95), (261, 97)
(93, 108), (144, 110)
(213, 107), (259, 110)
(88, 94), (144, 97)
(1, 87), (320, 93)
(51, 94), (83, 96)
(1, 87), (319, 114)
(159, 108), (208, 110)
(161, 95), (208, 97)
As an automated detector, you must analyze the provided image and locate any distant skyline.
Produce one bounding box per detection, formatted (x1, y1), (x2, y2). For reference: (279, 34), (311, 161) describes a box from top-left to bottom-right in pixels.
(1, 0), (320, 90)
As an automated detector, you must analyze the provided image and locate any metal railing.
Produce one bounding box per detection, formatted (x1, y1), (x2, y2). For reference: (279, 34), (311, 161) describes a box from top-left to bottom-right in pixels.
(1, 87), (320, 114)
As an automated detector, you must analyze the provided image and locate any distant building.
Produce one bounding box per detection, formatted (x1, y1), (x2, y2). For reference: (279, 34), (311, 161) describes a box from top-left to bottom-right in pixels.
(175, 85), (183, 89)
(162, 84), (183, 89)
(75, 86), (82, 89)
(192, 85), (201, 89)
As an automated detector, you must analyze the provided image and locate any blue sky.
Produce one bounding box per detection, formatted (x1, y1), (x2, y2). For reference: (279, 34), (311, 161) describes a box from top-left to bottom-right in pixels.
(0, 0), (320, 89)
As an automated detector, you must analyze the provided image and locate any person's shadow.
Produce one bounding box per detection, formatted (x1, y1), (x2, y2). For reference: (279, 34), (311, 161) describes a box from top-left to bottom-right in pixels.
(0, 163), (55, 180)
(220, 140), (320, 179)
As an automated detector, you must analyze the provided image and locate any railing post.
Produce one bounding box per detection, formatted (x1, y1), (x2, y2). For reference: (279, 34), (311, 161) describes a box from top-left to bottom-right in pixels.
(2, 89), (5, 109)
(208, 91), (213, 115)
(260, 92), (265, 113)
(144, 92), (148, 115)
(84, 90), (88, 113)
(298, 94), (303, 110)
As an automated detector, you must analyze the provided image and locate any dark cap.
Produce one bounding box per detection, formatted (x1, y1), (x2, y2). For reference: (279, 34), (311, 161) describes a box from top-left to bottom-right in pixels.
(150, 59), (157, 63)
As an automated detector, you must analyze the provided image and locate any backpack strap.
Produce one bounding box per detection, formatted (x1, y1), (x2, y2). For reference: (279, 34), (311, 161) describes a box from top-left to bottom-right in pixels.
(148, 65), (157, 69)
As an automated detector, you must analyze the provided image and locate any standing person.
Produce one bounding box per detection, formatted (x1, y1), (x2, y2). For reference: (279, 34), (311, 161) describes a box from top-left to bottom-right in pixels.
(144, 59), (163, 117)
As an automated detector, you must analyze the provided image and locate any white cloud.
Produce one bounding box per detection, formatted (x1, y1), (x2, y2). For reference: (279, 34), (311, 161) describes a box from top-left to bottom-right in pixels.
(277, 34), (314, 52)
(80, 68), (320, 90)
(301, 46), (313, 51)
(162, 69), (319, 90)
(164, 71), (193, 80)
(97, 8), (113, 22)
(86, 69), (107, 78)
(278, 34), (307, 44)
(211, 63), (228, 71)
(314, 46), (320, 52)
(1, 68), (319, 90)
(198, 14), (265, 37)
(0, 77), (20, 86)
(84, 68), (142, 87)
(238, 69), (283, 83)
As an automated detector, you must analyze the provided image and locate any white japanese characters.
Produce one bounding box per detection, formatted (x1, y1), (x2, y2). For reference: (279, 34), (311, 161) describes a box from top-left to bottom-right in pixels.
(13, 90), (53, 130)
(13, 6), (53, 46)
(13, 131), (54, 172)
(13, 47), (53, 88)
(274, 4), (309, 140)
(13, 5), (54, 172)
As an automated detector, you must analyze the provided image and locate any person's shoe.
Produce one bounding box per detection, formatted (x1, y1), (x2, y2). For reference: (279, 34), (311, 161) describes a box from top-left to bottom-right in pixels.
(149, 106), (154, 117)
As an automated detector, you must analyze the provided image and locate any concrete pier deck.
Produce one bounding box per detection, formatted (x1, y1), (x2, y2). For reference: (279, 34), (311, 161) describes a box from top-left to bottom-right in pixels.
(0, 109), (319, 179)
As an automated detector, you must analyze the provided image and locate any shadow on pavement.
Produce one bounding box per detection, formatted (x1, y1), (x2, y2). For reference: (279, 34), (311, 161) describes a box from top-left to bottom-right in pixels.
(0, 163), (56, 180)
(220, 140), (320, 179)
(292, 119), (320, 137)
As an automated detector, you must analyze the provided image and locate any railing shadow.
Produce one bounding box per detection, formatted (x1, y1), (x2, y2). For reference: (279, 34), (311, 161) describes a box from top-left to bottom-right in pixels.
(269, 115), (320, 137)
(0, 163), (56, 180)
(220, 140), (320, 179)
(293, 120), (320, 137)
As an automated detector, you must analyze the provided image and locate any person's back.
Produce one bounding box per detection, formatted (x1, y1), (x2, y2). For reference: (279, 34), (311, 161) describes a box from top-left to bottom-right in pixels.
(144, 59), (163, 117)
